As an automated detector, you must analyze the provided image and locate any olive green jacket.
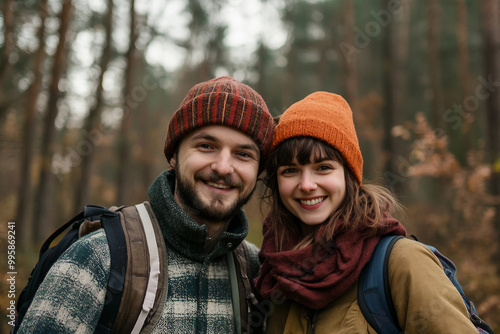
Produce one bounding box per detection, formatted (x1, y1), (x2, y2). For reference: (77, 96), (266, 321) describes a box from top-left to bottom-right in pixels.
(265, 238), (477, 334)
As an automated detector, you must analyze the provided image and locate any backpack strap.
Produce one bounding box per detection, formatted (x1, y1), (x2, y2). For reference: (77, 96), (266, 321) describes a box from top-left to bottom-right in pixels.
(13, 203), (167, 334)
(227, 250), (242, 334)
(95, 208), (128, 333)
(231, 241), (261, 334)
(110, 202), (168, 334)
(13, 206), (117, 334)
(358, 235), (404, 334)
(415, 239), (495, 334)
(359, 235), (496, 334)
(131, 203), (161, 333)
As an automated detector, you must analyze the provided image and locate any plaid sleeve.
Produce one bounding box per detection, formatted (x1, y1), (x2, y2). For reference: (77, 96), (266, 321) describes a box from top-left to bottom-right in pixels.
(18, 230), (111, 334)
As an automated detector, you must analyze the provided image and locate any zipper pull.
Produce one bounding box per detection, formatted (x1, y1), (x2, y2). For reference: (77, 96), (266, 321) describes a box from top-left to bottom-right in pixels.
(305, 309), (318, 334)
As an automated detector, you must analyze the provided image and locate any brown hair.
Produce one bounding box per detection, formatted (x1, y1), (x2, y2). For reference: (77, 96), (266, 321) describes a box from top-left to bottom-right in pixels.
(263, 137), (403, 251)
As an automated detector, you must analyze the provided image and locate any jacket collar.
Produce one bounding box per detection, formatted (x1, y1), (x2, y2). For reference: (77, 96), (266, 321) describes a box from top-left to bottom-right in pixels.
(148, 170), (249, 262)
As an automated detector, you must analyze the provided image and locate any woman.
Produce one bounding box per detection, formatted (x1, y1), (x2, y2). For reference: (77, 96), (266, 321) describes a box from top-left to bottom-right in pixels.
(254, 92), (477, 333)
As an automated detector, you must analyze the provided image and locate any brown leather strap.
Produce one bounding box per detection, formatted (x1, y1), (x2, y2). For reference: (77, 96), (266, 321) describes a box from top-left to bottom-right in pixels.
(233, 241), (261, 334)
(109, 202), (167, 334)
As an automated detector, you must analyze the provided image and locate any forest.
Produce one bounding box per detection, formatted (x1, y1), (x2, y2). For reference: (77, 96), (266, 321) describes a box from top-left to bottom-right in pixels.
(0, 0), (499, 331)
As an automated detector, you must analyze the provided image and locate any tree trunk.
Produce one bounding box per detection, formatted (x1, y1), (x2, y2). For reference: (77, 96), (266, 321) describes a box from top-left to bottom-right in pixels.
(0, 0), (14, 84)
(16, 0), (49, 247)
(33, 0), (73, 241)
(74, 0), (114, 211)
(0, 0), (15, 120)
(382, 0), (410, 189)
(342, 0), (358, 105)
(427, 0), (443, 128)
(480, 0), (500, 272)
(116, 0), (137, 205)
(456, 0), (472, 148)
(457, 0), (469, 99)
(255, 41), (269, 99)
(394, 0), (410, 118)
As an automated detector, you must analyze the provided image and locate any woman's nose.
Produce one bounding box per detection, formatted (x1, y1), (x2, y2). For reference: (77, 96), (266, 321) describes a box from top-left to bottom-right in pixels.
(299, 172), (317, 192)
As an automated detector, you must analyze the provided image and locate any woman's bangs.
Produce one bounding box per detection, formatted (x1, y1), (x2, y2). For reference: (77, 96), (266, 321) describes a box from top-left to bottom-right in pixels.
(276, 137), (344, 166)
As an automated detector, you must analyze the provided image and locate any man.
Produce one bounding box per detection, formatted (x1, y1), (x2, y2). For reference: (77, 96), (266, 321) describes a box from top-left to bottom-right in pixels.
(18, 76), (274, 333)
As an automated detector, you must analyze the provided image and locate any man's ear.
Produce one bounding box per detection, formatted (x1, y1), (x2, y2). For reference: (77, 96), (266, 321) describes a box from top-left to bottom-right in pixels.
(169, 155), (177, 169)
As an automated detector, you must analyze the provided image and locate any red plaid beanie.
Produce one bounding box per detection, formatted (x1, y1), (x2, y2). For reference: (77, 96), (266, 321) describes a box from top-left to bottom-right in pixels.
(272, 92), (363, 184)
(164, 76), (274, 171)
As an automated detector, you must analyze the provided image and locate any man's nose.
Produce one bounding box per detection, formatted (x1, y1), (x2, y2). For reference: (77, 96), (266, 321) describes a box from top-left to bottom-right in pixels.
(211, 149), (234, 174)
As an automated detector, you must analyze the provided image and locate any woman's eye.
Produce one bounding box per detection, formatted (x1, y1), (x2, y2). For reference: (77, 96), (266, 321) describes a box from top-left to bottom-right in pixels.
(281, 167), (297, 174)
(318, 165), (332, 171)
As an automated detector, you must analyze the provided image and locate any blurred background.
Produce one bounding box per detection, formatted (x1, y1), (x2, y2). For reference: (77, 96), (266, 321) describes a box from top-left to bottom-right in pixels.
(1, 0), (499, 331)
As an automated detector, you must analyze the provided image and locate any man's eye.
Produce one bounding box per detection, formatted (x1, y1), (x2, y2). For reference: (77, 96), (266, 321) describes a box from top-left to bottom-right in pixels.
(198, 143), (212, 149)
(238, 151), (251, 158)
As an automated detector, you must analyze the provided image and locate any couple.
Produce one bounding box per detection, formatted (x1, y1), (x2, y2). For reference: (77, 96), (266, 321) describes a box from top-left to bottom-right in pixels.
(18, 77), (477, 333)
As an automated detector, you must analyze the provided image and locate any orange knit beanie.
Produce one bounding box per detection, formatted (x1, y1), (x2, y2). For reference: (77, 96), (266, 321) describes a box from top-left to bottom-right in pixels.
(272, 91), (363, 184)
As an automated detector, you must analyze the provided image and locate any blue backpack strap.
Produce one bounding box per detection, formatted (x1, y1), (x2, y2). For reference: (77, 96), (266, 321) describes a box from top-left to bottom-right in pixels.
(359, 235), (495, 334)
(358, 235), (404, 334)
(419, 243), (495, 334)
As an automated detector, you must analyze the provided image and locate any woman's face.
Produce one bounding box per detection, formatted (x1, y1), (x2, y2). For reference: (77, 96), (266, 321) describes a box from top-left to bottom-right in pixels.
(277, 156), (346, 231)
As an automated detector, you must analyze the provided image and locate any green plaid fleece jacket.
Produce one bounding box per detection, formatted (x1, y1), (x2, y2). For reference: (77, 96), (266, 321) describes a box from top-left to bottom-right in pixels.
(18, 170), (260, 334)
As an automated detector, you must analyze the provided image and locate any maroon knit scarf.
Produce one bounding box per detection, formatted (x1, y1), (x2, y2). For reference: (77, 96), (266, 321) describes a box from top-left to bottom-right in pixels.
(254, 214), (406, 310)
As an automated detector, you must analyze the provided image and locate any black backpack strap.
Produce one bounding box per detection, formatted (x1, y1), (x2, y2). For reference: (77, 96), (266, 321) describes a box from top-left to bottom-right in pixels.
(358, 235), (403, 334)
(94, 209), (128, 333)
(14, 210), (87, 333)
(38, 205), (107, 259)
(13, 205), (123, 334)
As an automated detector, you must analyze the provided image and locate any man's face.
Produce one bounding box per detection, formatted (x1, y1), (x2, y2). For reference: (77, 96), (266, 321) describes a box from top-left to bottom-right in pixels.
(170, 125), (260, 223)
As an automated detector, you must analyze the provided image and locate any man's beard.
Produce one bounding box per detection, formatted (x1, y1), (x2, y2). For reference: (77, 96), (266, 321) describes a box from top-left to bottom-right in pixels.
(174, 164), (256, 222)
